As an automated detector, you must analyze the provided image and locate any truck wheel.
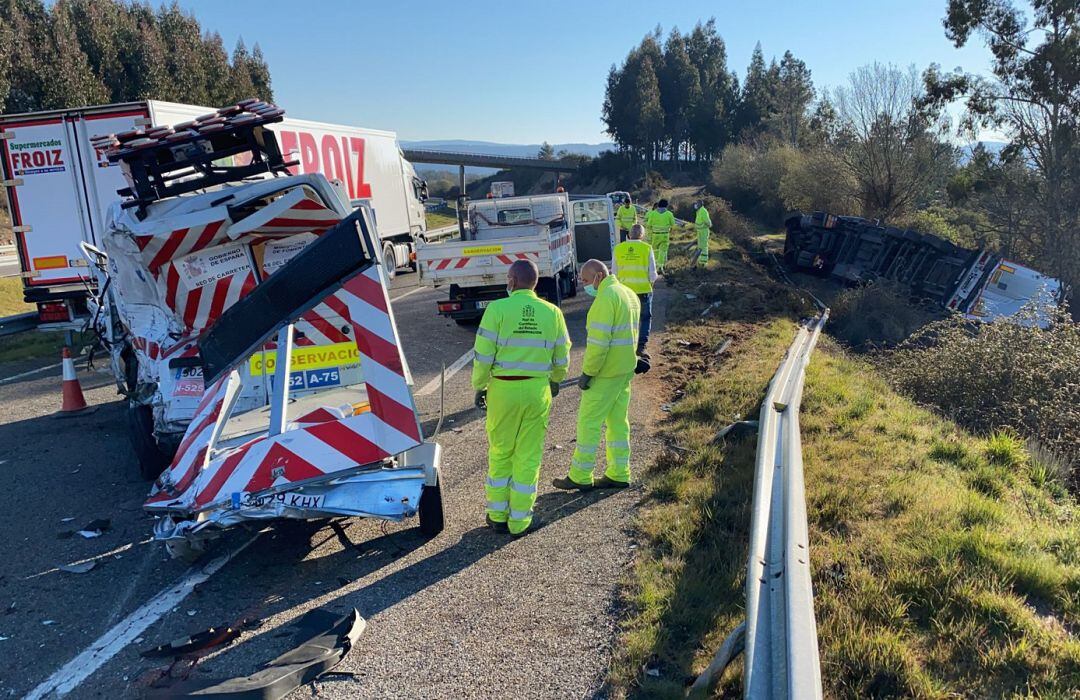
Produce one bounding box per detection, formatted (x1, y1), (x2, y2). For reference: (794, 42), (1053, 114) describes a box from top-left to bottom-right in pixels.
(382, 243), (397, 280)
(539, 277), (562, 306)
(127, 402), (172, 481)
(418, 477), (444, 537)
(563, 269), (578, 298)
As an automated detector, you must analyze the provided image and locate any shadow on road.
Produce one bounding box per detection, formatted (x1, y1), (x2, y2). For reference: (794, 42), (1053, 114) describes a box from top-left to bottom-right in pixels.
(150, 486), (621, 692)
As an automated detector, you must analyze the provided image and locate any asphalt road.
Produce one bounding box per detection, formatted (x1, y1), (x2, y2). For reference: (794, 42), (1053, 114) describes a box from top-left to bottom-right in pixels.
(0, 270), (668, 699)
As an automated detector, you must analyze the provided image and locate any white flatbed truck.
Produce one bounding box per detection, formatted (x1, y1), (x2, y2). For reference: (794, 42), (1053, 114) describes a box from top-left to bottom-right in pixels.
(415, 192), (616, 323)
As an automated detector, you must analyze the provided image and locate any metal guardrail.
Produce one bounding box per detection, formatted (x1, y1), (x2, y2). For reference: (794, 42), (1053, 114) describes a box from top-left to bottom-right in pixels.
(0, 311), (39, 337)
(690, 310), (828, 699)
(744, 311), (827, 699)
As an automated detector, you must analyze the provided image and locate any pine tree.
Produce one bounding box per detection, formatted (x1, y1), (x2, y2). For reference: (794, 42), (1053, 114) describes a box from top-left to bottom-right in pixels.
(45, 0), (107, 108)
(115, 3), (168, 100)
(228, 38), (257, 103)
(737, 43), (774, 138)
(660, 28), (700, 162)
(635, 55), (665, 165)
(201, 31), (233, 106)
(248, 44), (273, 101)
(1, 0), (54, 112)
(772, 50), (814, 146)
(157, 1), (207, 104)
(686, 18), (737, 160)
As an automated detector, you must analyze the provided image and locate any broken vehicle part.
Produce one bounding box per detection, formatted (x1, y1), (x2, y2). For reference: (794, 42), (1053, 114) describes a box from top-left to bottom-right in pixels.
(140, 625), (243, 659)
(155, 608), (364, 699)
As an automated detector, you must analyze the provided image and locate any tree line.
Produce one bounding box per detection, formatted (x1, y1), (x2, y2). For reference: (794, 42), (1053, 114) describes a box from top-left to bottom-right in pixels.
(0, 0), (274, 115)
(601, 5), (1078, 306)
(602, 20), (817, 165)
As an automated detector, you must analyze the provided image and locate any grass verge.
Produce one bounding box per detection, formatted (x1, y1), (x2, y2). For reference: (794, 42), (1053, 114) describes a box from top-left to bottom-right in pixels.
(0, 276), (33, 317)
(425, 210), (458, 229)
(611, 230), (1080, 698)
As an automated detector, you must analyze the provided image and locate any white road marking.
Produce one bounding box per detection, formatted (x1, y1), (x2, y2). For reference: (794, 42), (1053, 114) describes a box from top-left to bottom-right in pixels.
(0, 360), (63, 384)
(391, 286), (426, 302)
(415, 349), (475, 396)
(24, 533), (261, 699)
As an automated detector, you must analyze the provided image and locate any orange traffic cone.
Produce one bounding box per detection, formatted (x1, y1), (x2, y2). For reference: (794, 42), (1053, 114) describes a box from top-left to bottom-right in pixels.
(56, 347), (95, 416)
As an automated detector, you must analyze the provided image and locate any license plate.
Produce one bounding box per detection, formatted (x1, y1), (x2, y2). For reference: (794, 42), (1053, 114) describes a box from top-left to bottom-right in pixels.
(235, 491), (325, 510)
(476, 300), (491, 309)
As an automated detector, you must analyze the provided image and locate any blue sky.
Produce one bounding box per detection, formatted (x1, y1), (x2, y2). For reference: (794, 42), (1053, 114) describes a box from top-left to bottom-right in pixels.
(168, 0), (998, 144)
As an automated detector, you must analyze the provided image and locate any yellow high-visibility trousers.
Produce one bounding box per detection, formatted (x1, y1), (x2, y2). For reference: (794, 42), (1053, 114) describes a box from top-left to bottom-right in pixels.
(696, 226), (709, 265)
(567, 373), (633, 485)
(485, 377), (551, 534)
(651, 233), (670, 268)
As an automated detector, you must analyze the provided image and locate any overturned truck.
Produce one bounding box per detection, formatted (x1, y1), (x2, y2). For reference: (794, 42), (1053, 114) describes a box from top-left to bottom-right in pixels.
(784, 211), (1061, 325)
(86, 101), (443, 559)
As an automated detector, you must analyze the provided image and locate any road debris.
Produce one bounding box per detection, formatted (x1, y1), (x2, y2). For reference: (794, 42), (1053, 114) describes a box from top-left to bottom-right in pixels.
(158, 608), (365, 698)
(74, 519), (111, 539)
(42, 620), (57, 626)
(140, 624), (243, 659)
(58, 561), (96, 574)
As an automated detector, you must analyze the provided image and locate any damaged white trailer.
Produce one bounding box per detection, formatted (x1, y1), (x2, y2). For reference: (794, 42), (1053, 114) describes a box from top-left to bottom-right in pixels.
(88, 101), (443, 558)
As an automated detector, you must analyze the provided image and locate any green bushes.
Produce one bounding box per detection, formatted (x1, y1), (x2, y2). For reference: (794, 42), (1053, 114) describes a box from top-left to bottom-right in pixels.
(710, 141), (861, 224)
(886, 308), (1080, 479)
(829, 281), (942, 349)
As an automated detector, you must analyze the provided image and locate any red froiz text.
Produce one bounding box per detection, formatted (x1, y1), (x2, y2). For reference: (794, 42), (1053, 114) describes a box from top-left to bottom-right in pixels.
(10, 149), (64, 170)
(277, 131), (372, 200)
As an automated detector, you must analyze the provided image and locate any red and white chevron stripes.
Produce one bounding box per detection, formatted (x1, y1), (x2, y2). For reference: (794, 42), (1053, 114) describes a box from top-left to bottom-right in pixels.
(133, 219), (230, 274)
(160, 262), (257, 333)
(145, 263), (422, 515)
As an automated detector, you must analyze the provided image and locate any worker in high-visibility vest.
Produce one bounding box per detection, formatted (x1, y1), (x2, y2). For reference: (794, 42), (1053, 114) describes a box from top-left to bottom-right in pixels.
(694, 200), (712, 266)
(553, 259), (640, 490)
(473, 259), (571, 536)
(611, 223), (658, 359)
(645, 198), (675, 273)
(615, 196), (638, 243)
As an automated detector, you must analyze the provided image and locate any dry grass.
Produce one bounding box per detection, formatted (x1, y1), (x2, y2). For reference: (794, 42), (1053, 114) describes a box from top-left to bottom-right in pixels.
(0, 277), (33, 317)
(610, 233), (1080, 698)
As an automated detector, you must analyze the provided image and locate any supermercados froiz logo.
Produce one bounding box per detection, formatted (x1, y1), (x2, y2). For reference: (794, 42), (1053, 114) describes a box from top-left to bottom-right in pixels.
(9, 139), (66, 176)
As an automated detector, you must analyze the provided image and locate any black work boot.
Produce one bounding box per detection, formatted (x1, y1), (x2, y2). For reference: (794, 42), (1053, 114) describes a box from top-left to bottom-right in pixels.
(552, 476), (593, 491)
(486, 515), (509, 533)
(595, 475), (630, 489)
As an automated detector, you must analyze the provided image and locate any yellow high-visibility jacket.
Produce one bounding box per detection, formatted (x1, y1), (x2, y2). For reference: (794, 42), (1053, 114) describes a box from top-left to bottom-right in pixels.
(645, 209), (675, 236)
(613, 240), (655, 294)
(615, 204), (637, 230)
(471, 289), (571, 390)
(695, 206), (712, 230)
(583, 276), (640, 377)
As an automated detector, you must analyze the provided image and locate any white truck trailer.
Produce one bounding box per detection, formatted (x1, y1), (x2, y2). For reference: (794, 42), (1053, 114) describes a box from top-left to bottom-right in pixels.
(416, 193), (617, 323)
(0, 100), (428, 329)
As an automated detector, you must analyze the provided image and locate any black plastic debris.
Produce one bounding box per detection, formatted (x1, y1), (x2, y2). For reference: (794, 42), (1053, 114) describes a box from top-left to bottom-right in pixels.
(141, 625), (243, 659)
(152, 608), (365, 699)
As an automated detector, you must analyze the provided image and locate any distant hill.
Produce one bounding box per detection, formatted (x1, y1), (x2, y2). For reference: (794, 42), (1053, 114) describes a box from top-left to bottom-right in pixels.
(402, 139), (616, 158)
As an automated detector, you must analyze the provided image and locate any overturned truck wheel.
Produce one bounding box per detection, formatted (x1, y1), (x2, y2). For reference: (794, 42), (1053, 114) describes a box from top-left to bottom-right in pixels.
(127, 402), (172, 481)
(418, 478), (444, 537)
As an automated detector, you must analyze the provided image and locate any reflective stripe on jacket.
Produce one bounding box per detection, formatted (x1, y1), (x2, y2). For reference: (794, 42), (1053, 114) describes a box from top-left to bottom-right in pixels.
(695, 206), (712, 231)
(615, 204), (637, 230)
(646, 209), (675, 236)
(471, 289), (571, 390)
(582, 276), (641, 377)
(613, 240), (654, 294)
